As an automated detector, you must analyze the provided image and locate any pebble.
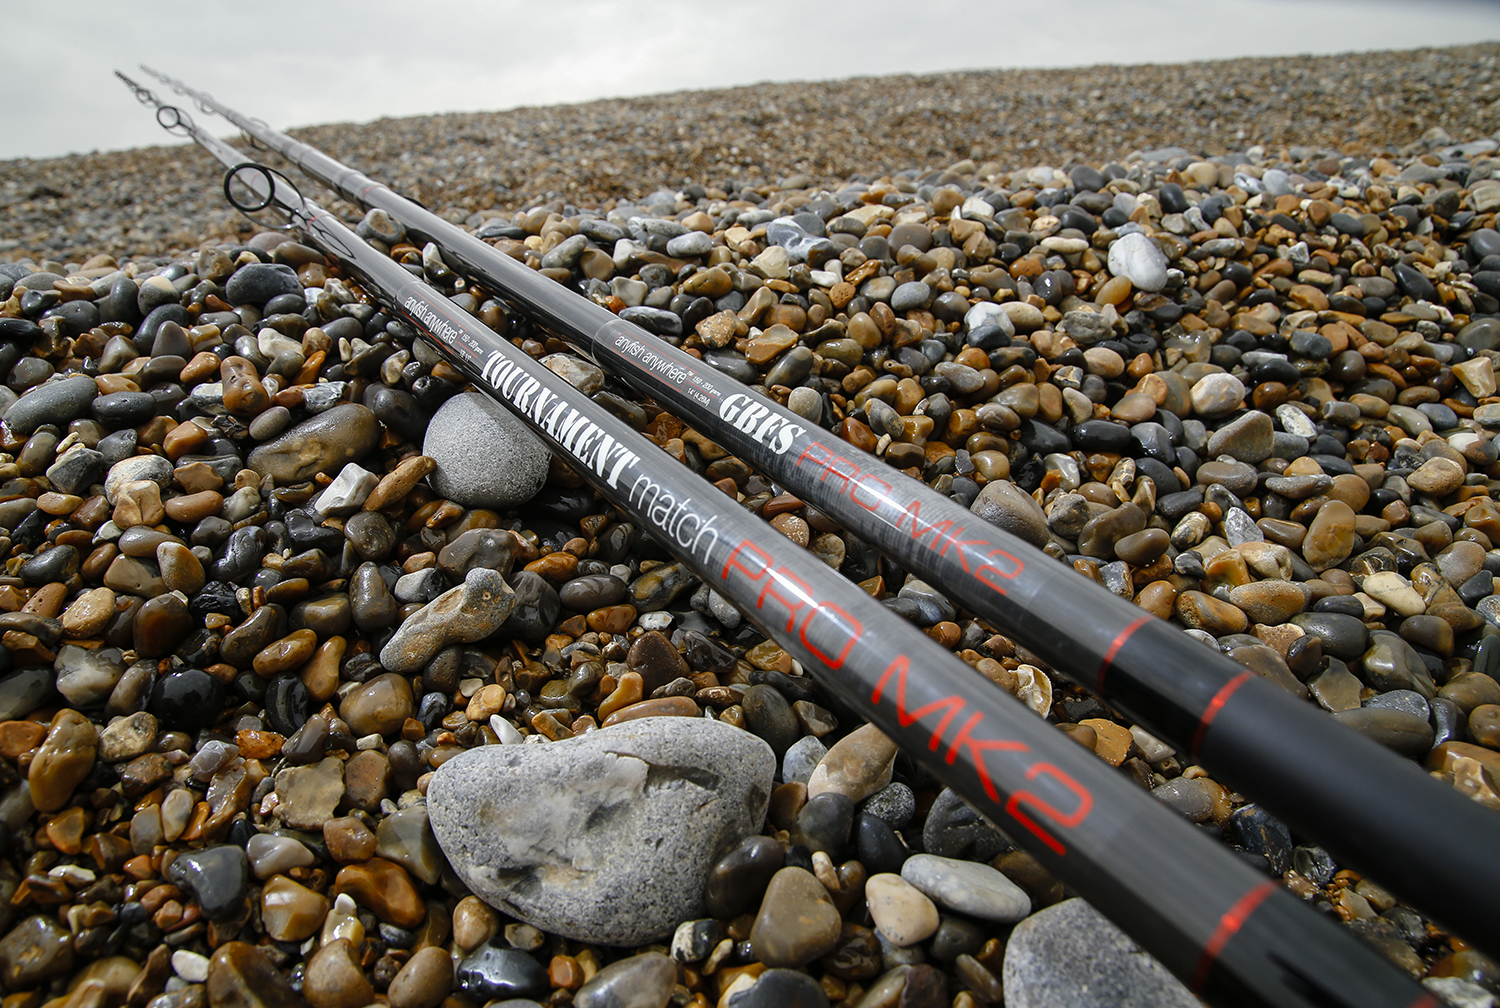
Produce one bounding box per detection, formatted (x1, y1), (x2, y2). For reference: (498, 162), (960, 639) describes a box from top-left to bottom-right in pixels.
(573, 951), (675, 1008)
(749, 867), (843, 967)
(424, 392), (551, 507)
(0, 914), (74, 988)
(388, 946), (454, 1008)
(304, 939), (375, 1008)
(206, 942), (304, 1008)
(380, 568), (516, 673)
(806, 723), (897, 802)
(247, 403), (381, 483)
(430, 718), (774, 944)
(29, 708), (96, 811)
(260, 875), (329, 941)
(165, 845), (251, 920)
(456, 944), (549, 1001)
(900, 853), (1031, 922)
(864, 873), (940, 947)
(1106, 232), (1168, 292)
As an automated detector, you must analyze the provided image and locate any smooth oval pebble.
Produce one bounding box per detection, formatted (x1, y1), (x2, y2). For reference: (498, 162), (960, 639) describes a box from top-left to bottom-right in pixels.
(900, 853), (1031, 922)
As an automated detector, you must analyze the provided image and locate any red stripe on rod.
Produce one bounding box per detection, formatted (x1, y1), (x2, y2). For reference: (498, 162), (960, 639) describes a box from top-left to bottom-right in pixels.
(1191, 879), (1278, 993)
(1096, 615), (1152, 694)
(1190, 670), (1253, 761)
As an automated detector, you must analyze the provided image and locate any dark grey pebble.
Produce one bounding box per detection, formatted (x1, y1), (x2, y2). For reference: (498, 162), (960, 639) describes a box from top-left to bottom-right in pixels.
(456, 945), (549, 1001)
(165, 845), (250, 919)
(2, 374), (96, 435)
(924, 787), (1012, 860)
(704, 834), (784, 920)
(226, 262), (302, 305)
(725, 968), (830, 1008)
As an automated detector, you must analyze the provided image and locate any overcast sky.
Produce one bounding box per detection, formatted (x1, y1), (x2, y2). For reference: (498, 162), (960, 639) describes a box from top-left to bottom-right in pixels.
(3, 0), (1498, 162)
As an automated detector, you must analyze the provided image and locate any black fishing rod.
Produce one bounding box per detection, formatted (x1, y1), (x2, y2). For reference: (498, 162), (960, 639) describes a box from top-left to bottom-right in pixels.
(138, 66), (1500, 957)
(117, 71), (1445, 1008)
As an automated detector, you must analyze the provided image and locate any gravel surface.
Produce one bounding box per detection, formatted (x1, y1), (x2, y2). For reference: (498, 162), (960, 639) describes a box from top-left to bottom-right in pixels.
(3, 43), (1500, 263)
(2, 40), (1500, 1008)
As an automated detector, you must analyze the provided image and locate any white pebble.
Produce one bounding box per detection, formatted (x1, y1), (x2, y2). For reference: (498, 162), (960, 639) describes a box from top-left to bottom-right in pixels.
(172, 950), (210, 983)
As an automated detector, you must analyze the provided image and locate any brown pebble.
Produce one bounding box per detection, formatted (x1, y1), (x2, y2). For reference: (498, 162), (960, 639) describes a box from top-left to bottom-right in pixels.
(163, 490), (223, 523)
(260, 875), (329, 943)
(29, 709), (98, 811)
(364, 456), (436, 512)
(387, 946), (452, 1008)
(253, 629), (319, 677)
(452, 896), (499, 952)
(221, 357), (271, 417)
(113, 480), (165, 528)
(0, 720), (45, 759)
(325, 816), (379, 864)
(61, 586), (116, 638)
(1469, 705), (1500, 748)
(1174, 590), (1248, 635)
(157, 542), (206, 596)
(599, 695), (701, 726)
(302, 939), (373, 1008)
(340, 672), (415, 737)
(1080, 718), (1134, 766)
(300, 636), (346, 702)
(586, 604), (636, 634)
(332, 858), (425, 928)
(206, 941), (303, 1008)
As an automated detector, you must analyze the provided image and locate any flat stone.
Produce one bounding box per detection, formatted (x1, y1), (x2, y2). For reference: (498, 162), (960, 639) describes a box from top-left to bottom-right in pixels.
(380, 568), (516, 674)
(275, 757), (345, 831)
(900, 853), (1030, 922)
(247, 403), (381, 483)
(430, 717), (774, 945)
(1206, 410), (1275, 463)
(2, 374), (97, 435)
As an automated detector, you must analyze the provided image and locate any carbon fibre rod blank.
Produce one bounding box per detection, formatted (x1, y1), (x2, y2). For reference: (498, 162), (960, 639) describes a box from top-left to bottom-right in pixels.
(135, 66), (1500, 959)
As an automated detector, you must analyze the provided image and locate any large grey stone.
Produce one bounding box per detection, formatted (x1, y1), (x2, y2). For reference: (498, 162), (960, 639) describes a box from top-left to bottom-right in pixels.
(423, 392), (551, 508)
(1003, 898), (1198, 1008)
(429, 718), (774, 945)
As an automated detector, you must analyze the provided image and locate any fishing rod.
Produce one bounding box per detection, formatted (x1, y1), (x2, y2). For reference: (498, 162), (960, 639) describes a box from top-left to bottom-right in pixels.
(139, 66), (1500, 956)
(117, 71), (1444, 1008)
